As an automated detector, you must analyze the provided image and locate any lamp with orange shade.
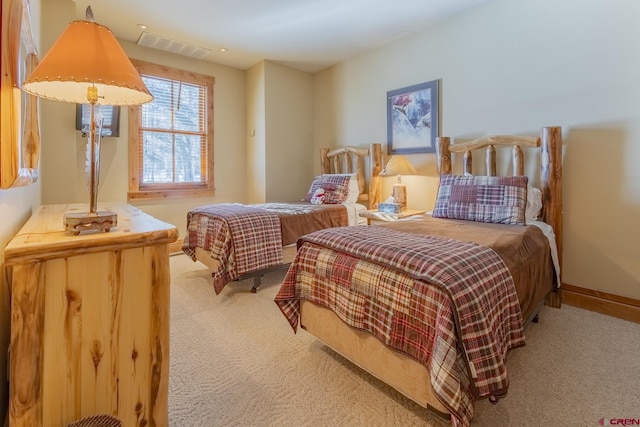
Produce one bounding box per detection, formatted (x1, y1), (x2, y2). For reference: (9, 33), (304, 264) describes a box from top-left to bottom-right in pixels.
(22, 6), (153, 234)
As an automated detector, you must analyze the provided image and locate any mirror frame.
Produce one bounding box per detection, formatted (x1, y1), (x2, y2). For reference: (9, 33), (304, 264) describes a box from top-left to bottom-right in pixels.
(0, 0), (40, 189)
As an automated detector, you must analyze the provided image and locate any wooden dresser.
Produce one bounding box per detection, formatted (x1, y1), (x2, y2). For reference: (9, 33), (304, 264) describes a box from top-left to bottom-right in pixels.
(4, 204), (178, 427)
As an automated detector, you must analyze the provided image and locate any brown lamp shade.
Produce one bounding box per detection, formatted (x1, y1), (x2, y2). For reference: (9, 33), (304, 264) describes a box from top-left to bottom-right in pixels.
(22, 20), (152, 105)
(380, 155), (417, 177)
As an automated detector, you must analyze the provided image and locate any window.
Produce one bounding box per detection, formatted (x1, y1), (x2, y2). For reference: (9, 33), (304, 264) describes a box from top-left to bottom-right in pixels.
(128, 60), (214, 200)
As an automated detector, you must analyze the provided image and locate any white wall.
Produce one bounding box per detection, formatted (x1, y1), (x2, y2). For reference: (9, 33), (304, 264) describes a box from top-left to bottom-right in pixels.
(264, 61), (314, 202)
(313, 0), (640, 299)
(246, 61), (314, 203)
(39, 0), (76, 204)
(246, 61), (267, 203)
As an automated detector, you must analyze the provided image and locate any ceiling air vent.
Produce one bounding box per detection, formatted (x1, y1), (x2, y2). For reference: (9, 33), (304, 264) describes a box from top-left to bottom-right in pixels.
(136, 32), (210, 60)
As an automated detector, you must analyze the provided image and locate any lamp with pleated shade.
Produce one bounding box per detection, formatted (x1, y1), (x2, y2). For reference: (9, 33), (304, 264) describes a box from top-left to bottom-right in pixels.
(380, 155), (417, 211)
(22, 6), (153, 234)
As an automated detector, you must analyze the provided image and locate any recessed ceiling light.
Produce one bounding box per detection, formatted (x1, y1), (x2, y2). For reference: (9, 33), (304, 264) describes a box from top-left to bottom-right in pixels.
(137, 24), (148, 30)
(219, 48), (227, 52)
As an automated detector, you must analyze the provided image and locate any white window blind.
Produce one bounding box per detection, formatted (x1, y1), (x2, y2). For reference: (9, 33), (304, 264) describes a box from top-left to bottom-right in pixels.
(138, 75), (208, 187)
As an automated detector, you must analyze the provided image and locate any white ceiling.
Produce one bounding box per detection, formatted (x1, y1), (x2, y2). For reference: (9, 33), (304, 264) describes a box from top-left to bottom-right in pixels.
(71, 0), (488, 73)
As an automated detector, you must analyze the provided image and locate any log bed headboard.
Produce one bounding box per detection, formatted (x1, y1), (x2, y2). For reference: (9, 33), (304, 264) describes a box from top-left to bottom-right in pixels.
(436, 126), (562, 305)
(320, 143), (383, 209)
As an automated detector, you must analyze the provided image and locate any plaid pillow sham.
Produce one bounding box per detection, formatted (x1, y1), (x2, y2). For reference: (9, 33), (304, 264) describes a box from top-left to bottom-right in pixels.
(323, 173), (360, 204)
(433, 174), (528, 225)
(303, 175), (351, 204)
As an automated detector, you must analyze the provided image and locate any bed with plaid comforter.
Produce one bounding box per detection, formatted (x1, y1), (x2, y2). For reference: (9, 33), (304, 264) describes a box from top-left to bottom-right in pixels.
(183, 204), (283, 294)
(183, 203), (349, 293)
(274, 225), (526, 427)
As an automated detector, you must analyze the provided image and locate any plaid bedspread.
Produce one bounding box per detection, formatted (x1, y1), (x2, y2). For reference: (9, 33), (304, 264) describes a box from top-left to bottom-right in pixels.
(183, 204), (283, 293)
(274, 226), (525, 427)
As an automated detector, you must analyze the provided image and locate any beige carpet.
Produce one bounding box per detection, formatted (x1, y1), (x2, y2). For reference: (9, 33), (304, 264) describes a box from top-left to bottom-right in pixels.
(169, 254), (640, 426)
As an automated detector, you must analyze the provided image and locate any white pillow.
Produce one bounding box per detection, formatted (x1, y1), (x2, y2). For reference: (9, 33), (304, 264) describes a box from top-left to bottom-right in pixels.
(323, 173), (359, 204)
(526, 184), (543, 221)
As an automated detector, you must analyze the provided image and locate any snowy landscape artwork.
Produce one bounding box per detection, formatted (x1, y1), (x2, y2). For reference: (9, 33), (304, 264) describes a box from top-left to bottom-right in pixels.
(386, 80), (439, 154)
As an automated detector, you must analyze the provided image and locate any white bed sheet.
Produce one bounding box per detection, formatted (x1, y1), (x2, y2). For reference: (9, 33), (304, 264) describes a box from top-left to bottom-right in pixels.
(528, 220), (561, 287)
(342, 203), (368, 226)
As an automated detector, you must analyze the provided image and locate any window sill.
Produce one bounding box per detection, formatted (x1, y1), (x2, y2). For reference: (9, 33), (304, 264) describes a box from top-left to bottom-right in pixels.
(128, 188), (215, 201)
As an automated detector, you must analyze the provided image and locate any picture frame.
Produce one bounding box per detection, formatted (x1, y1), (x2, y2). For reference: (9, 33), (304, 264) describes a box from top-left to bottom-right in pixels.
(386, 80), (439, 154)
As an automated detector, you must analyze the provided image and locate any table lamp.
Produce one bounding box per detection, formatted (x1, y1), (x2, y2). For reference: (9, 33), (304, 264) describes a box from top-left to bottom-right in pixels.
(22, 6), (153, 234)
(380, 155), (416, 211)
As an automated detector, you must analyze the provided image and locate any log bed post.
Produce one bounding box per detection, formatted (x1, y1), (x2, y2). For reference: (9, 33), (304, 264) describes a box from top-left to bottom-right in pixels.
(541, 126), (563, 308)
(320, 148), (330, 174)
(487, 146), (496, 176)
(435, 137), (451, 175)
(368, 143), (383, 209)
(463, 151), (472, 175)
(513, 145), (524, 176)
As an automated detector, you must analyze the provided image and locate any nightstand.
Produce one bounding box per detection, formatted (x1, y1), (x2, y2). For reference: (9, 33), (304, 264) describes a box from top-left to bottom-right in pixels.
(4, 203), (177, 426)
(359, 209), (426, 225)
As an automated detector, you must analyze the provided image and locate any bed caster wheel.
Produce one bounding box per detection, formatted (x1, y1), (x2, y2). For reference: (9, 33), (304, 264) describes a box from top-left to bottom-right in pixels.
(251, 275), (262, 293)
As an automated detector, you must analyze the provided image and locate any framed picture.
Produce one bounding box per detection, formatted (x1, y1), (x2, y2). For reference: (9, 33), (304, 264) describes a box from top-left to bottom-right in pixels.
(386, 80), (439, 154)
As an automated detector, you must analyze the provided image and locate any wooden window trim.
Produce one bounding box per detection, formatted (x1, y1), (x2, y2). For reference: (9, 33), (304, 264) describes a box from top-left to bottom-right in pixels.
(127, 59), (215, 201)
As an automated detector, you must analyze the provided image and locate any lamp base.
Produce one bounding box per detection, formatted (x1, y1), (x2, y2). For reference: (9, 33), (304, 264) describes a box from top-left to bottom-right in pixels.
(64, 211), (117, 235)
(392, 183), (407, 211)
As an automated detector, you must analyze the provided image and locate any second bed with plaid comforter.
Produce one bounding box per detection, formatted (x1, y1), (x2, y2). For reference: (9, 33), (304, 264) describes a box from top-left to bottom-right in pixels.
(183, 202), (349, 293)
(184, 204), (283, 294)
(275, 225), (526, 427)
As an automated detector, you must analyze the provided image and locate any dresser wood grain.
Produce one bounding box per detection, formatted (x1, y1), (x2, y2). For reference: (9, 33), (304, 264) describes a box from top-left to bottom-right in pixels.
(4, 204), (178, 427)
